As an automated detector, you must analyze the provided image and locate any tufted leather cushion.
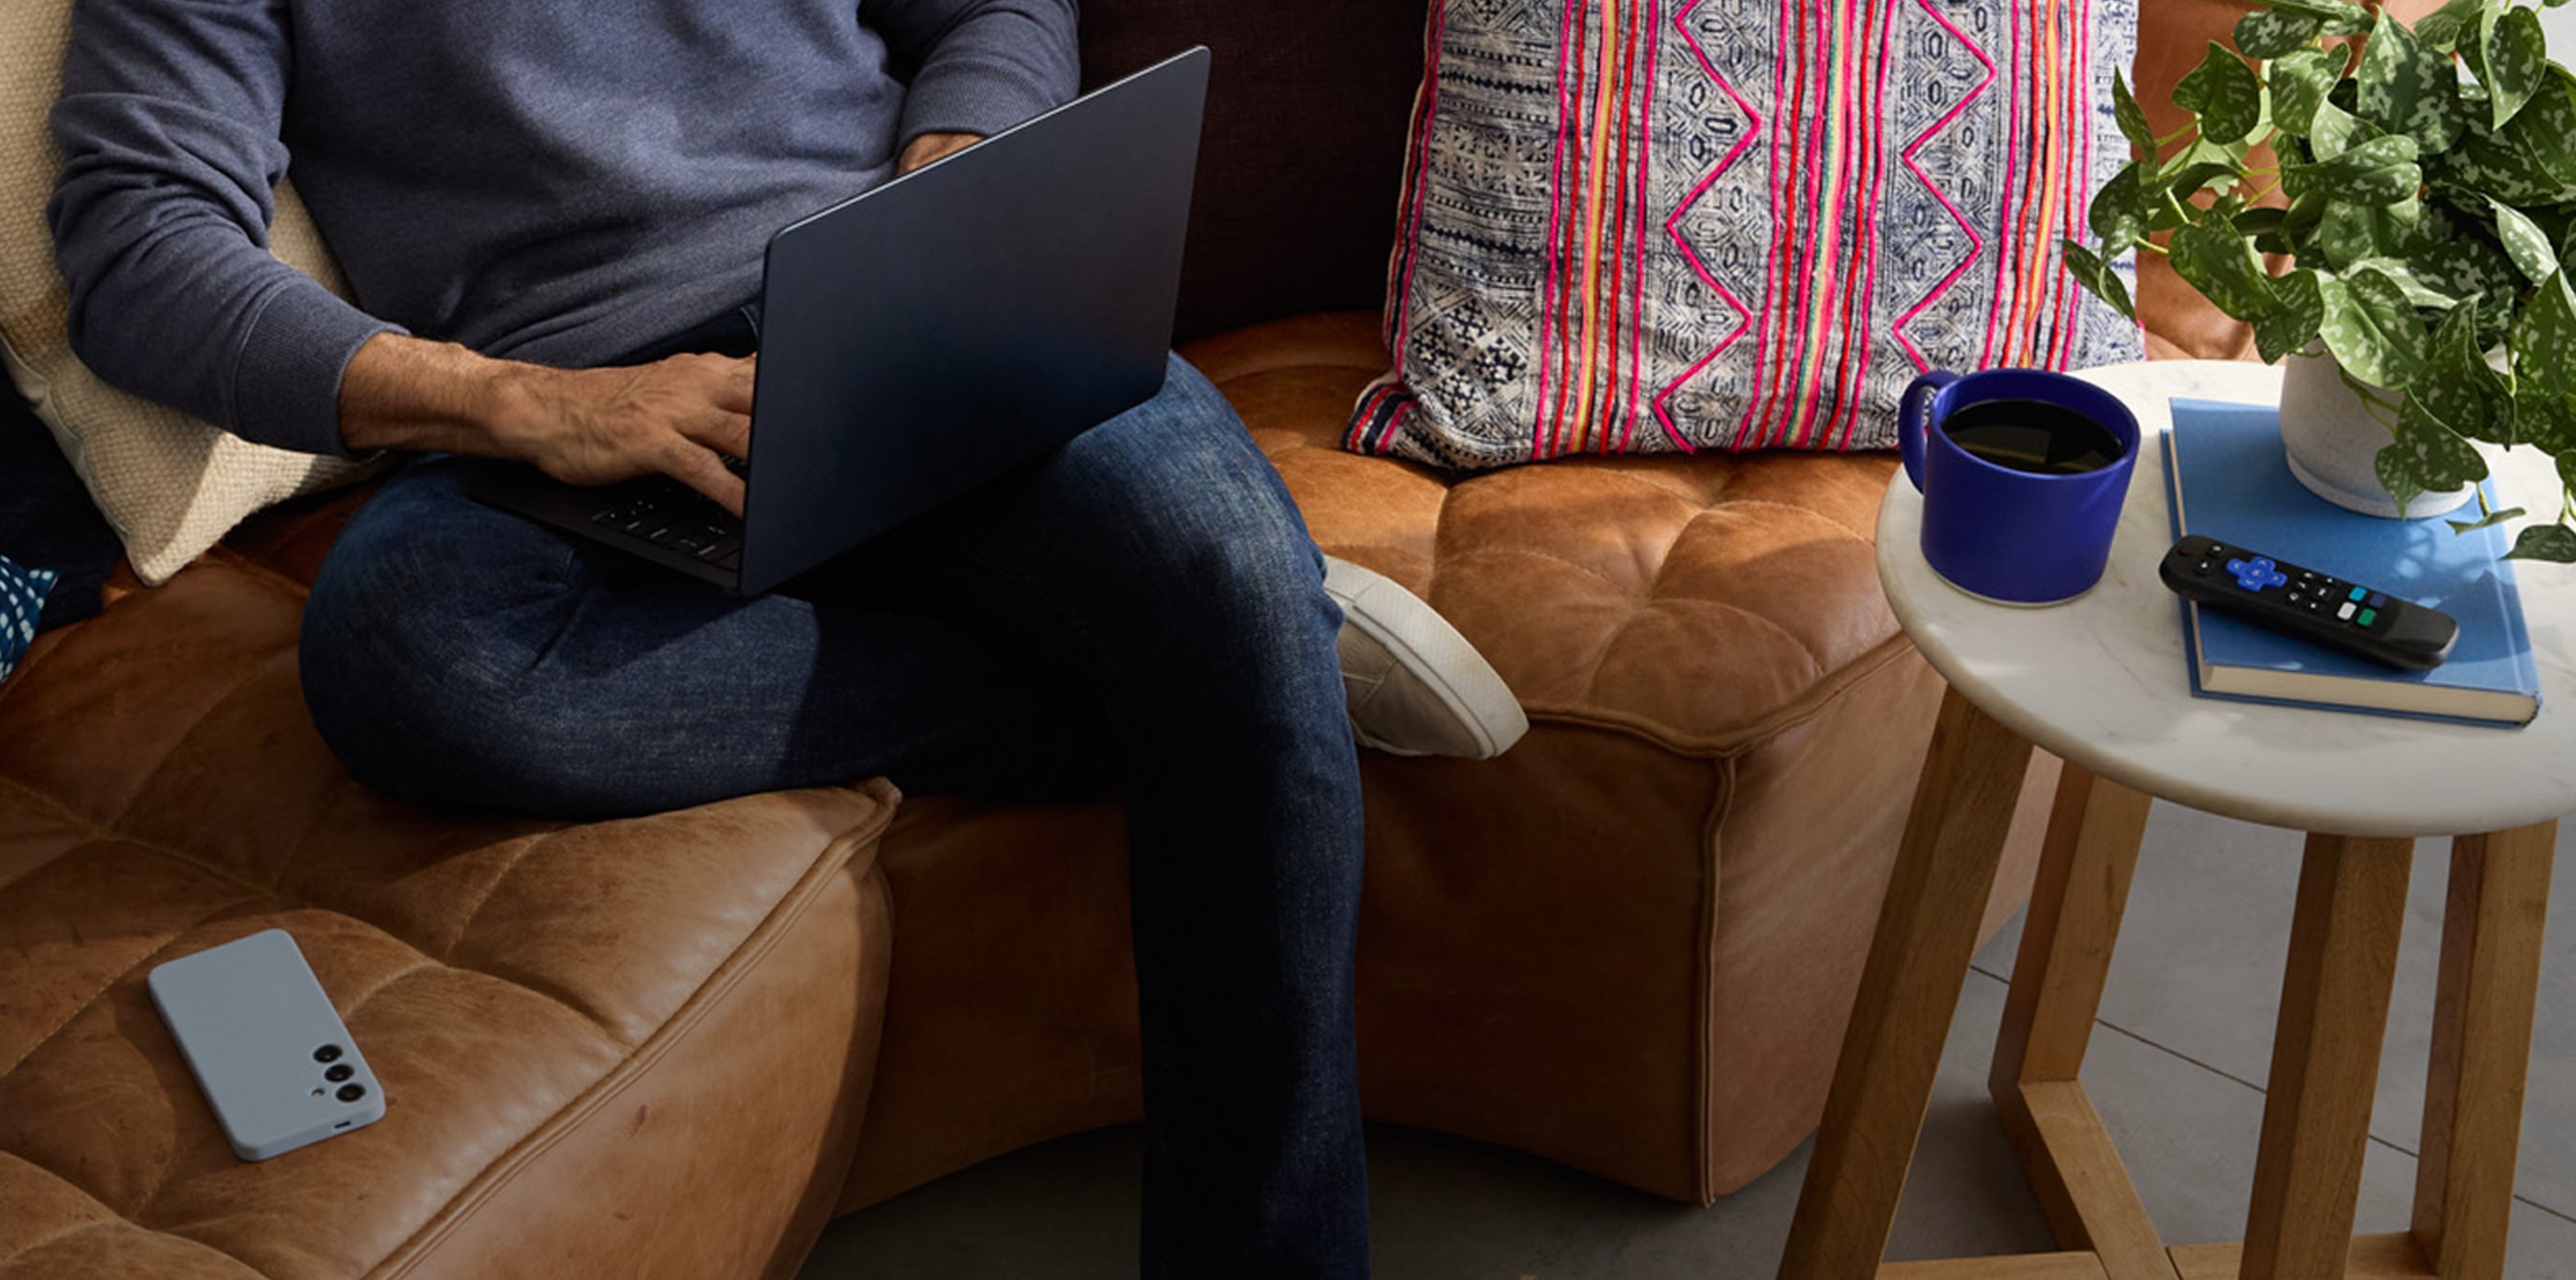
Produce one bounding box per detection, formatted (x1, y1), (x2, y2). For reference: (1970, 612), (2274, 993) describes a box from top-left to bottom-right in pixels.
(1194, 313), (1907, 743)
(0, 560), (901, 1279)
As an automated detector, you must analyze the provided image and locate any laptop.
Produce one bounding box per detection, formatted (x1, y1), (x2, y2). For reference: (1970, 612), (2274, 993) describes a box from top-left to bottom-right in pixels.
(471, 48), (1210, 597)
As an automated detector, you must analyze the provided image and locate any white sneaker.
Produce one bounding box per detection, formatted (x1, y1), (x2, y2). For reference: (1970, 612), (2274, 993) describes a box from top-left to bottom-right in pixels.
(1323, 555), (1528, 759)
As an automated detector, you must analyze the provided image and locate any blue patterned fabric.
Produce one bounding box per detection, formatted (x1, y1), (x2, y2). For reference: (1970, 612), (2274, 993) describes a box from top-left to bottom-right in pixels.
(0, 555), (56, 686)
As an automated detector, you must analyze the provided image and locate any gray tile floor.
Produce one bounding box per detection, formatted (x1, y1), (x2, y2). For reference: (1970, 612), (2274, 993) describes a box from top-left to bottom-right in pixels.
(800, 807), (2576, 1279)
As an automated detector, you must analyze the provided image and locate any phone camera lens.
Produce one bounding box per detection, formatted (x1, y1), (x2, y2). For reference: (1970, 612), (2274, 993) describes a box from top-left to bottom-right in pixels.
(325, 1063), (354, 1083)
(314, 1045), (344, 1063)
(336, 1083), (367, 1103)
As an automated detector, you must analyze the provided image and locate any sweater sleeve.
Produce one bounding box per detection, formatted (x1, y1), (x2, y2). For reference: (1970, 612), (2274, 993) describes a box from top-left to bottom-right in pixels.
(47, 0), (400, 459)
(864, 0), (1080, 150)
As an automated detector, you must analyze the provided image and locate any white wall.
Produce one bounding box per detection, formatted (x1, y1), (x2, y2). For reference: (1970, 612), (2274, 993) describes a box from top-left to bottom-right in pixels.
(2546, 3), (2576, 62)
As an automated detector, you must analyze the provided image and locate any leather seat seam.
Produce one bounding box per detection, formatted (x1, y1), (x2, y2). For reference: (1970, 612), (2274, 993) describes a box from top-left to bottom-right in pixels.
(0, 891), (269, 1095)
(436, 830), (569, 962)
(1520, 633), (1922, 756)
(1687, 496), (1873, 543)
(0, 774), (624, 1045)
(367, 796), (897, 1279)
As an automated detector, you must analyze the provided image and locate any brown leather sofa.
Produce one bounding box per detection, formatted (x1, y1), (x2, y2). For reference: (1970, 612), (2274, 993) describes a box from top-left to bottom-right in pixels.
(0, 1), (2293, 1276)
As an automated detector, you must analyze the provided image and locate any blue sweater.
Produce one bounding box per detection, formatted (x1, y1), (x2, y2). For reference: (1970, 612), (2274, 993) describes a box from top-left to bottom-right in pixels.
(48, 0), (1079, 459)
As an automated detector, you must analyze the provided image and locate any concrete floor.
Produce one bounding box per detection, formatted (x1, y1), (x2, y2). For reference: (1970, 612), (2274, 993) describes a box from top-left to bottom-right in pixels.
(799, 803), (2576, 1279)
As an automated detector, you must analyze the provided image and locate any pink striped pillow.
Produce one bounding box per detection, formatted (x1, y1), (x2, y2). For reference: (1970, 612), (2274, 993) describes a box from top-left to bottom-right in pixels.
(1351, 0), (2143, 469)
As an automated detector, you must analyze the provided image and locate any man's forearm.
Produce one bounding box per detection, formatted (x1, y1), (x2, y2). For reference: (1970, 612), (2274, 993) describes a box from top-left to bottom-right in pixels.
(340, 332), (760, 514)
(338, 333), (526, 456)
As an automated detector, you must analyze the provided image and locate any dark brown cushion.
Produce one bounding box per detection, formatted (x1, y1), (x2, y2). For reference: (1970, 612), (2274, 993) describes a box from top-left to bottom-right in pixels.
(1080, 0), (1428, 342)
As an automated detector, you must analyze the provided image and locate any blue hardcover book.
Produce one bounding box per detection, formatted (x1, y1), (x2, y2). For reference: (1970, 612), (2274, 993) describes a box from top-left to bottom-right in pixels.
(2164, 398), (2542, 727)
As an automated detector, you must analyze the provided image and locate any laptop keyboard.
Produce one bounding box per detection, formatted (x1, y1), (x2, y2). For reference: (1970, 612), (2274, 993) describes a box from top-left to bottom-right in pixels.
(587, 469), (746, 573)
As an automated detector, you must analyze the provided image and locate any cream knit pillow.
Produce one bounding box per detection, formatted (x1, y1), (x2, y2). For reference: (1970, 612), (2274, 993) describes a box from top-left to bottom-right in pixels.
(0, 0), (384, 585)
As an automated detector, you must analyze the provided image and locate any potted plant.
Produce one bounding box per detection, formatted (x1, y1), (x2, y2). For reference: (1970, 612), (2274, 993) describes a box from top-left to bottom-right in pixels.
(2061, 0), (2576, 561)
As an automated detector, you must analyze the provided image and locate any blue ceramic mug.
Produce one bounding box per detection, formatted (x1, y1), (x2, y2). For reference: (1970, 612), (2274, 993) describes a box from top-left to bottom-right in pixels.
(1899, 369), (2140, 606)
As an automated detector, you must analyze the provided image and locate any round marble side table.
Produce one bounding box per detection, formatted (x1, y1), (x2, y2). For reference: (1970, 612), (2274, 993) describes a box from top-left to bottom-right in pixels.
(1775, 361), (2575, 1280)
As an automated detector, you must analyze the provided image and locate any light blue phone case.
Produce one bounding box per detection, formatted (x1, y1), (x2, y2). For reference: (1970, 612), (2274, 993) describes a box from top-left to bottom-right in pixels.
(147, 929), (387, 1160)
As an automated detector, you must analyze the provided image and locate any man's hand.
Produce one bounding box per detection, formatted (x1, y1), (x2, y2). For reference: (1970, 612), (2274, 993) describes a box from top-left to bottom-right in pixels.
(340, 334), (756, 517)
(899, 131), (983, 174)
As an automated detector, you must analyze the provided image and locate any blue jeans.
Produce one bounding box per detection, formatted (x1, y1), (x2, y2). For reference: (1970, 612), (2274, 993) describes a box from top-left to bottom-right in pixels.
(299, 341), (1370, 1279)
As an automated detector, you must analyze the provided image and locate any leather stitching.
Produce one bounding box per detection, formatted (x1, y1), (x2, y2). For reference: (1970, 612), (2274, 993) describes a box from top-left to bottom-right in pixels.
(436, 830), (563, 962)
(0, 891), (269, 1088)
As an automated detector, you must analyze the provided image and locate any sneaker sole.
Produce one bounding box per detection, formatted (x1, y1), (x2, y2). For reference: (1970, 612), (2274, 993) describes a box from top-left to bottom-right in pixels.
(1323, 556), (1528, 759)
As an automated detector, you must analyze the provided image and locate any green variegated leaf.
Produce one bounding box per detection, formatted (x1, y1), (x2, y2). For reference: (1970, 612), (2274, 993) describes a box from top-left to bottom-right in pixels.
(2493, 199), (2560, 283)
(2449, 507), (2528, 534)
(2410, 305), (2511, 443)
(2358, 11), (2467, 152)
(2414, 0), (2495, 53)
(2408, 217), (2521, 332)
(2113, 71), (2154, 156)
(2165, 161), (2245, 199)
(2344, 257), (2463, 309)
(2304, 99), (2373, 160)
(2191, 43), (2266, 144)
(2492, 71), (2576, 182)
(2268, 48), (2339, 135)
(2379, 396), (2490, 521)
(2562, 450), (2576, 496)
(2090, 162), (2151, 248)
(2257, 269), (2327, 363)
(2318, 267), (2432, 386)
(2437, 137), (2576, 203)
(2315, 201), (2423, 271)
(2512, 269), (2576, 396)
(2158, 134), (2252, 182)
(2237, 9), (2327, 58)
(2266, 0), (2374, 35)
(2172, 41), (2223, 117)
(2235, 206), (2288, 238)
(2486, 6), (2548, 130)
(2171, 216), (2277, 321)
(2505, 524), (2576, 562)
(2059, 240), (2137, 323)
(2377, 447), (2428, 520)
(2283, 133), (2423, 205)
(2512, 386), (2576, 455)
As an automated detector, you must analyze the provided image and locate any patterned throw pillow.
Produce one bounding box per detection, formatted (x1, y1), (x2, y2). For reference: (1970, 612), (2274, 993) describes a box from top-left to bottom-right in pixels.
(1351, 0), (2144, 469)
(0, 555), (55, 685)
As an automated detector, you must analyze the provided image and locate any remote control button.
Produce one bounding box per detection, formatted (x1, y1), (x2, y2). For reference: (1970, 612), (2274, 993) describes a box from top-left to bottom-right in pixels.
(2368, 592), (2388, 609)
(2357, 608), (2378, 628)
(2337, 601), (2358, 620)
(2347, 587), (2366, 603)
(2195, 560), (2214, 574)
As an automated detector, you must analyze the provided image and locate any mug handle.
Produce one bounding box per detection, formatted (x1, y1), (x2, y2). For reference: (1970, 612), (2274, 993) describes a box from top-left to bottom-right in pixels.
(1900, 371), (1961, 493)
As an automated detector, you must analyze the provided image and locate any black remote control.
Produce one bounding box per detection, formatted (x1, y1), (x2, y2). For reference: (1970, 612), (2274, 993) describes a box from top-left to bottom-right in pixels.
(2159, 535), (2458, 671)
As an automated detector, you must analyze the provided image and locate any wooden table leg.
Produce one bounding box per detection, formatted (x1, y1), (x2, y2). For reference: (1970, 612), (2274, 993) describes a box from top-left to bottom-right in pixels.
(1989, 764), (2175, 1280)
(2240, 834), (2416, 1280)
(2412, 822), (2557, 1280)
(1778, 687), (2035, 1280)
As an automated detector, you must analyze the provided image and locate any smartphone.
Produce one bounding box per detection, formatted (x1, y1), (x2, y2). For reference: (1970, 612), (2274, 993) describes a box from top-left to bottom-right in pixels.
(148, 929), (387, 1160)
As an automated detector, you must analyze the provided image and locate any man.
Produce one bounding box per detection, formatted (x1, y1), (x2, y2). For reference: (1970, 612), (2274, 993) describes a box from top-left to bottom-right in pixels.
(48, 1), (1525, 1275)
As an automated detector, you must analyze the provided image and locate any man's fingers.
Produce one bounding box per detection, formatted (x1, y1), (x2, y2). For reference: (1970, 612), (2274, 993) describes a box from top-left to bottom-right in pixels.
(663, 441), (747, 519)
(680, 409), (753, 464)
(711, 356), (757, 415)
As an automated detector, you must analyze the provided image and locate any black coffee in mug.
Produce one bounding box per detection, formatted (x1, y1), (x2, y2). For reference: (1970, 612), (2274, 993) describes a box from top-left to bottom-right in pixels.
(1939, 398), (2126, 476)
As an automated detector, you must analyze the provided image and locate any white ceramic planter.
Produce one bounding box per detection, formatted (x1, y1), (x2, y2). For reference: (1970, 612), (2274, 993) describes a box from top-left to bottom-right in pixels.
(2277, 350), (2473, 519)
